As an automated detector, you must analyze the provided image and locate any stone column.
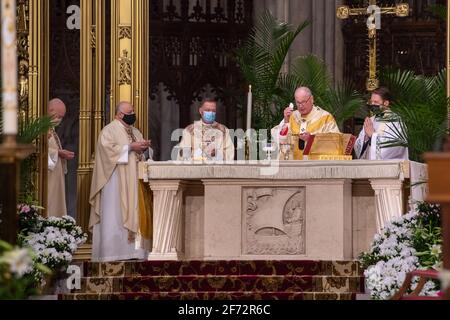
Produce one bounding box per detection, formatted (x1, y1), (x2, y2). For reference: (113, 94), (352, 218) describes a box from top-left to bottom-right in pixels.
(370, 179), (404, 233)
(409, 161), (428, 210)
(254, 0), (344, 84)
(148, 180), (185, 260)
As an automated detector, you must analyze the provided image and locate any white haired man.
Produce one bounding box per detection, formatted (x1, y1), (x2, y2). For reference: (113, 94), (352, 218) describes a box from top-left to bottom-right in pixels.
(47, 98), (74, 217)
(274, 87), (340, 160)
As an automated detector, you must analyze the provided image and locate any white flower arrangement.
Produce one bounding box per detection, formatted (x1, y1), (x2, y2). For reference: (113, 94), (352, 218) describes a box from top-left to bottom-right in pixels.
(0, 240), (47, 299)
(360, 202), (442, 300)
(19, 212), (87, 272)
(0, 247), (34, 278)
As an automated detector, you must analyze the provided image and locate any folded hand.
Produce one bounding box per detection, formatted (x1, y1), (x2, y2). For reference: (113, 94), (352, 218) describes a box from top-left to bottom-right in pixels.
(364, 117), (375, 140)
(58, 149), (75, 160)
(130, 141), (151, 153)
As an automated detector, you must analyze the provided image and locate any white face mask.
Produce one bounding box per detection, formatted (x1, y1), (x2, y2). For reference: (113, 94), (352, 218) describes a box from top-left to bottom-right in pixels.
(52, 117), (62, 126)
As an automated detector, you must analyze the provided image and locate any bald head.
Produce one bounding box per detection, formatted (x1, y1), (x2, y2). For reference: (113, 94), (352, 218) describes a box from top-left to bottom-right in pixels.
(115, 101), (136, 126)
(48, 98), (67, 125)
(115, 101), (134, 115)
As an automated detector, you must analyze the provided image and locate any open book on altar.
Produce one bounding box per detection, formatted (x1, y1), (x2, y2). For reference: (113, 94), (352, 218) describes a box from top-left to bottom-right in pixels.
(303, 133), (356, 160)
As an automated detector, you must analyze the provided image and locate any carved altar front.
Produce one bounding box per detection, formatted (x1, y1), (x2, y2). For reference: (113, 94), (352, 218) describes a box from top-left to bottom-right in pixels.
(140, 160), (417, 261)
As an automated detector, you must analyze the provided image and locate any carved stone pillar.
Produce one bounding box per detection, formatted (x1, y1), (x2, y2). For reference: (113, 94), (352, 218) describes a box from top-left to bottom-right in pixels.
(370, 179), (404, 233)
(148, 180), (185, 260)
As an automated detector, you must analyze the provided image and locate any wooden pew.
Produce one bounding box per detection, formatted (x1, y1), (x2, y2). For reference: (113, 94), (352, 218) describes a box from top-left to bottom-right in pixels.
(425, 153), (450, 300)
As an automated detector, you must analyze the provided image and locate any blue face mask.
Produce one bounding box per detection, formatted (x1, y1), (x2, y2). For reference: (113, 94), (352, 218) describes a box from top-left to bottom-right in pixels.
(202, 111), (216, 124)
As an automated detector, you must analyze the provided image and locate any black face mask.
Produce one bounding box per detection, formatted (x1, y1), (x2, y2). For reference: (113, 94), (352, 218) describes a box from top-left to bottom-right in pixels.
(368, 104), (383, 116)
(122, 113), (136, 126)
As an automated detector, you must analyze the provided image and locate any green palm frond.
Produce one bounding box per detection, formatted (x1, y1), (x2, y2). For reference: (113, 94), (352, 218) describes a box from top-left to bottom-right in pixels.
(276, 73), (301, 108)
(379, 67), (426, 104)
(425, 69), (449, 122)
(378, 68), (449, 162)
(380, 121), (409, 149)
(322, 81), (365, 127)
(235, 12), (364, 131)
(269, 21), (310, 88)
(290, 55), (364, 128)
(16, 116), (53, 201)
(291, 55), (330, 103)
(18, 116), (54, 144)
(234, 10), (310, 130)
(427, 4), (447, 21)
(380, 96), (448, 162)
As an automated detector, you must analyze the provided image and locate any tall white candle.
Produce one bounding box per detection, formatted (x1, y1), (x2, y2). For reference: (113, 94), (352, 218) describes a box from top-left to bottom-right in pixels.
(246, 85), (252, 132)
(1, 0), (18, 135)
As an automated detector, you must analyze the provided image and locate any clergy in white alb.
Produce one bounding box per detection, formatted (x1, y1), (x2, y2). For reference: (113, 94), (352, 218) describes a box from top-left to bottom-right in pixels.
(89, 101), (152, 262)
(47, 98), (75, 217)
(177, 97), (234, 161)
(354, 87), (409, 160)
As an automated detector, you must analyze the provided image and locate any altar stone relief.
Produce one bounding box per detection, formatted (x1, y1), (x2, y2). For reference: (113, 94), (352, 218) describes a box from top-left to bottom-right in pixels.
(243, 188), (306, 255)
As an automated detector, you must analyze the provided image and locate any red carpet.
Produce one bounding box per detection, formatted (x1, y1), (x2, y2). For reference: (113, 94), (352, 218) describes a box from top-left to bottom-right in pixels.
(59, 260), (364, 300)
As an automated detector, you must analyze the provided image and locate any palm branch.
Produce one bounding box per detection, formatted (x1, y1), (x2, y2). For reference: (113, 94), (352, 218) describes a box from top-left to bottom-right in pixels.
(17, 116), (54, 200)
(379, 67), (426, 104)
(234, 10), (310, 130)
(427, 4), (447, 21)
(289, 55), (365, 129)
(322, 81), (365, 128)
(377, 68), (449, 162)
(18, 116), (54, 144)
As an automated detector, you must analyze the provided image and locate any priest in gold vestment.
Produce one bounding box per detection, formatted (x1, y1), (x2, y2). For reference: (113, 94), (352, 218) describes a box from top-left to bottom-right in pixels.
(47, 99), (74, 217)
(177, 98), (234, 161)
(273, 87), (340, 160)
(89, 101), (152, 262)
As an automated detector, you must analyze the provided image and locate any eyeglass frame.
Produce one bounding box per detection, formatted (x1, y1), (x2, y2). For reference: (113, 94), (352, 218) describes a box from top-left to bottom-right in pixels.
(295, 95), (312, 108)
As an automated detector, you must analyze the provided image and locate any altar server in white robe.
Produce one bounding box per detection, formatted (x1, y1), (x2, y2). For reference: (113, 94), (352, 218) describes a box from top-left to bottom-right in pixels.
(89, 101), (152, 262)
(355, 87), (409, 160)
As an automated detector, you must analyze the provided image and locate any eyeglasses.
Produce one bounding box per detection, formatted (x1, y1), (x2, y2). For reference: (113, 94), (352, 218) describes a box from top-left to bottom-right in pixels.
(295, 95), (312, 107)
